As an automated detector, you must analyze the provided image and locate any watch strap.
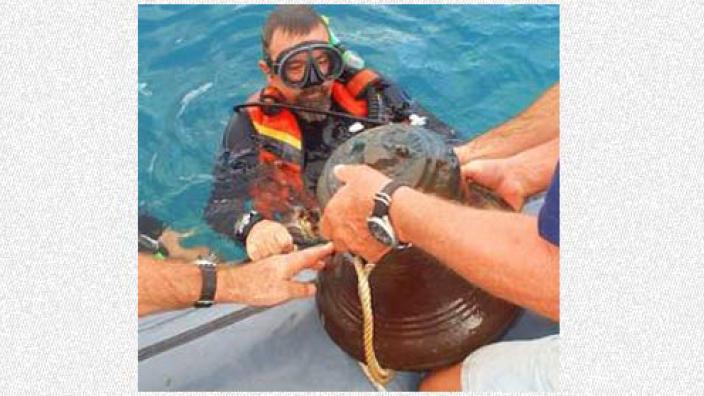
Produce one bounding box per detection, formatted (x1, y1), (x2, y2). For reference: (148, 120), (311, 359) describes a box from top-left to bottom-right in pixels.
(369, 180), (412, 249)
(194, 259), (217, 308)
(372, 180), (410, 217)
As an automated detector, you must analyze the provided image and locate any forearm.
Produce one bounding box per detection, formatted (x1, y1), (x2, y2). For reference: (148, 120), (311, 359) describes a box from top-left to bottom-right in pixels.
(205, 112), (259, 240)
(391, 189), (559, 321)
(138, 254), (245, 317)
(204, 158), (256, 241)
(138, 254), (201, 317)
(456, 83), (559, 162)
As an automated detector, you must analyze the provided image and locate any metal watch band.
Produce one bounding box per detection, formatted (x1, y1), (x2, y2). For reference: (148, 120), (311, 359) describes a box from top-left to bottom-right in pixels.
(194, 259), (217, 308)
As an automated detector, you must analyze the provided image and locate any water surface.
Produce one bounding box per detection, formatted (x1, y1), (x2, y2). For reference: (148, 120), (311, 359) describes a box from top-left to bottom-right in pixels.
(138, 4), (559, 260)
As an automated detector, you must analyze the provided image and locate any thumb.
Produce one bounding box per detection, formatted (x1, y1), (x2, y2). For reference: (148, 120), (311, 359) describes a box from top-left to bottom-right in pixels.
(461, 159), (505, 191)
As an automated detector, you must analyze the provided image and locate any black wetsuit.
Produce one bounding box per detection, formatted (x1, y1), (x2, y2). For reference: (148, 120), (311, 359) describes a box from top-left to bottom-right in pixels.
(203, 75), (457, 243)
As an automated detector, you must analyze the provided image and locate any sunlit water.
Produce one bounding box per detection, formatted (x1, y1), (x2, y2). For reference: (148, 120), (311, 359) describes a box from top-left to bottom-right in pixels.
(138, 4), (559, 260)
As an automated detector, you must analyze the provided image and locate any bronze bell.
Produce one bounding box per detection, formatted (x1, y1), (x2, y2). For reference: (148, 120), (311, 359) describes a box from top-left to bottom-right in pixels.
(315, 123), (519, 371)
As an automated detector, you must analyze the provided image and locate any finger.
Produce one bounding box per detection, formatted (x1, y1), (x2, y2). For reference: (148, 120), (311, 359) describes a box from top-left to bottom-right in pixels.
(280, 243), (295, 254)
(251, 242), (269, 261)
(505, 196), (524, 212)
(267, 238), (286, 258)
(369, 246), (392, 264)
(320, 183), (349, 240)
(278, 231), (295, 254)
(320, 207), (333, 240)
(310, 259), (326, 271)
(284, 243), (335, 274)
(332, 164), (348, 184)
(177, 228), (197, 239)
(246, 243), (259, 261)
(331, 237), (349, 255)
(452, 146), (464, 161)
(460, 161), (484, 179)
(333, 164), (363, 184)
(286, 281), (317, 300)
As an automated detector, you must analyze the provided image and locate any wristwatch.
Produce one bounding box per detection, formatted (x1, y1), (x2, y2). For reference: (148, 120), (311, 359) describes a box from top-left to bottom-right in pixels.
(234, 210), (264, 243)
(367, 180), (412, 249)
(193, 257), (217, 308)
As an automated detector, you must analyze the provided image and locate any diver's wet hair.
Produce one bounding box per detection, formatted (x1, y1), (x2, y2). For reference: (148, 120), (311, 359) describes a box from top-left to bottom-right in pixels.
(261, 5), (325, 57)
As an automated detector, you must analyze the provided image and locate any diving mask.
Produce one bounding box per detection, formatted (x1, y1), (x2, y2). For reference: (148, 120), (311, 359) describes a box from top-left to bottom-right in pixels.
(266, 40), (344, 89)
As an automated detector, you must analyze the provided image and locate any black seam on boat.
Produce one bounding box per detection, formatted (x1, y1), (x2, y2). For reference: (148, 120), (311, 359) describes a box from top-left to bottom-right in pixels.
(138, 306), (270, 361)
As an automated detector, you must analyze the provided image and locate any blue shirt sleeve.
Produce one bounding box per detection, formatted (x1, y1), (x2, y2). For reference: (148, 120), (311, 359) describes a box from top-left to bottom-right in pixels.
(538, 163), (560, 246)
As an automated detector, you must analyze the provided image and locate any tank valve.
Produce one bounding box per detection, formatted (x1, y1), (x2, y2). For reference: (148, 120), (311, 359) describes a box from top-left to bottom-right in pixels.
(349, 122), (365, 134)
(409, 114), (427, 126)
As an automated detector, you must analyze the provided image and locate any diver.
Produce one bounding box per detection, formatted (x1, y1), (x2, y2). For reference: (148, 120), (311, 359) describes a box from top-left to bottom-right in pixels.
(204, 5), (457, 261)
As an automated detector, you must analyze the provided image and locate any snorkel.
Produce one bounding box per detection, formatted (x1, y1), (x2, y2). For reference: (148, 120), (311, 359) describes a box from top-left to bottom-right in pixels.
(321, 15), (365, 70)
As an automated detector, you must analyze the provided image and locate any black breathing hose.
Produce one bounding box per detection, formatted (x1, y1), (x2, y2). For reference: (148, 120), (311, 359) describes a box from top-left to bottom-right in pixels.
(233, 102), (387, 126)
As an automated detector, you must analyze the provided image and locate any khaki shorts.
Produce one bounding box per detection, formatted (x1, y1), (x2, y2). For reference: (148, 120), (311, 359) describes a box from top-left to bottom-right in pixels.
(461, 335), (560, 392)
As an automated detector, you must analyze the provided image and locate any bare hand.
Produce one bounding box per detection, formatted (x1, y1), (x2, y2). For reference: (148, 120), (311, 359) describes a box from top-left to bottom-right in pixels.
(217, 243), (334, 306)
(320, 165), (392, 263)
(159, 229), (211, 261)
(246, 220), (295, 261)
(461, 159), (526, 211)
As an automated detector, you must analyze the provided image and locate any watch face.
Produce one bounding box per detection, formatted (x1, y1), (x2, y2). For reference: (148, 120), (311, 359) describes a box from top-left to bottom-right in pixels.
(367, 218), (395, 246)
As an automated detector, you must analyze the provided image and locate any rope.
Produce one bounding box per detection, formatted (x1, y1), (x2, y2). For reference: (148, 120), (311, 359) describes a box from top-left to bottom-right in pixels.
(352, 255), (395, 390)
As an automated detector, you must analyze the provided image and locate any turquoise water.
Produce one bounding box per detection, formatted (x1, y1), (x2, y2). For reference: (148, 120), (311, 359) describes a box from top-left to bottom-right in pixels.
(138, 4), (559, 260)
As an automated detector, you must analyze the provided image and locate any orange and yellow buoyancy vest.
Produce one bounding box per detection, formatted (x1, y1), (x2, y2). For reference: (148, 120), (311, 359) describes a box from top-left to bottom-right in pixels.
(245, 68), (381, 182)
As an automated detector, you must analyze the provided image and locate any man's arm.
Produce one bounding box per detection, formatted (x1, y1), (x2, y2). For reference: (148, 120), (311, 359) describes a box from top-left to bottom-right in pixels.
(391, 188), (559, 321)
(320, 165), (559, 321)
(138, 243), (334, 317)
(454, 83), (559, 163)
(203, 112), (260, 240)
(138, 253), (205, 317)
(204, 112), (297, 260)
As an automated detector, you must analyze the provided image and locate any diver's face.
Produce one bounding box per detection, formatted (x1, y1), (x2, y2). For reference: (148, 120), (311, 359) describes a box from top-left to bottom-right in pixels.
(259, 23), (333, 121)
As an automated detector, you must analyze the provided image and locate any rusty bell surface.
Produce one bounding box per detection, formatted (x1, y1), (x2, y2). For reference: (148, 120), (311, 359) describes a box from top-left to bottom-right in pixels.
(315, 123), (520, 371)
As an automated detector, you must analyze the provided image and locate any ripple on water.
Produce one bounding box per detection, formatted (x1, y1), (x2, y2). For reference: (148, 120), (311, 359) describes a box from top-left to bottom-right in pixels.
(177, 81), (213, 118)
